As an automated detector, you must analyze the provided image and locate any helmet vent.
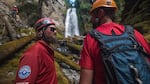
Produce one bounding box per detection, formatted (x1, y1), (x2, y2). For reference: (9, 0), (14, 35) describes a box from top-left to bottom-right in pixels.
(106, 0), (112, 5)
(43, 20), (50, 24)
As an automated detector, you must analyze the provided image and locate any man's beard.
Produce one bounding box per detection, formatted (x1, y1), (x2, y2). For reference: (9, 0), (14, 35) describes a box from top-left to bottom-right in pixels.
(92, 18), (100, 28)
(43, 35), (58, 44)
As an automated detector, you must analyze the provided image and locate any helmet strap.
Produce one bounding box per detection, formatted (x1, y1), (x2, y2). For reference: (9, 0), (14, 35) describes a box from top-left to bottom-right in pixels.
(41, 27), (49, 43)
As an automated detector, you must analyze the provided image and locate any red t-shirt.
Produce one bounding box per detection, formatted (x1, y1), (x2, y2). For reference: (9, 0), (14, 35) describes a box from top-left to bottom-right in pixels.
(11, 7), (18, 13)
(15, 40), (57, 84)
(79, 22), (150, 84)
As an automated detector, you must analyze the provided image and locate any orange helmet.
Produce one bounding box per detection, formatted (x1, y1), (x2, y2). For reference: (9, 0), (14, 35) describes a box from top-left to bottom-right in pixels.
(90, 0), (117, 13)
(34, 18), (55, 31)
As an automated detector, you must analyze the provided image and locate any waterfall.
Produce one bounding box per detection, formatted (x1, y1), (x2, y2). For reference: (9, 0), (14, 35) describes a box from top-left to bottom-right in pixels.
(65, 8), (80, 38)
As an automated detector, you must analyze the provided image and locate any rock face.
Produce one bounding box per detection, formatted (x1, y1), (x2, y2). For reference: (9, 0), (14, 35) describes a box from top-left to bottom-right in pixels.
(0, 0), (17, 41)
(0, 0), (10, 16)
(0, 0), (10, 30)
(41, 0), (66, 30)
(0, 0), (66, 43)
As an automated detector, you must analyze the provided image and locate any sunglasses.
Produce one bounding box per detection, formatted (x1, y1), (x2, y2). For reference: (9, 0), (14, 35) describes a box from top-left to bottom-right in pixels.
(49, 27), (56, 32)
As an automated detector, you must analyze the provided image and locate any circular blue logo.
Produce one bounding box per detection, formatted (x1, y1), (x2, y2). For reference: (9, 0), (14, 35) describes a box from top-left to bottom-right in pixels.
(18, 65), (31, 79)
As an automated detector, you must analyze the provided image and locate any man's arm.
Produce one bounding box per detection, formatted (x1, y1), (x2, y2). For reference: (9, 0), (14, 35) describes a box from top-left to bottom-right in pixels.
(79, 68), (93, 84)
(15, 53), (38, 84)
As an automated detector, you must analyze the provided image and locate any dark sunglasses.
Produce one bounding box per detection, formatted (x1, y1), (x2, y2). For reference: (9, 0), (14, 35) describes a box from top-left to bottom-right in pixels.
(49, 27), (56, 32)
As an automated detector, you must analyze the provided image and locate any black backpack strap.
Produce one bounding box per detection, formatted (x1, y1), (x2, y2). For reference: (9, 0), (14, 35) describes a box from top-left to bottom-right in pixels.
(89, 29), (111, 55)
(125, 25), (150, 69)
(125, 25), (150, 57)
(89, 29), (104, 45)
(89, 29), (120, 84)
(124, 25), (134, 34)
(124, 25), (137, 43)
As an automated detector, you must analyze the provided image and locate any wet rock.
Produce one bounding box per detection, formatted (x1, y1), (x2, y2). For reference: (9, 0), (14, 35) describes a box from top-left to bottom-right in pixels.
(62, 68), (80, 84)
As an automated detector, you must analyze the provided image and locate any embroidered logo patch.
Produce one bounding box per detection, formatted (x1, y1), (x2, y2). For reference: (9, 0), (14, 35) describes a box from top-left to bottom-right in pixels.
(18, 65), (31, 79)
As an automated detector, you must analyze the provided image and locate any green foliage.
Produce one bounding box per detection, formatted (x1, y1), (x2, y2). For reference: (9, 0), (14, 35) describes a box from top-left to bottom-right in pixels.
(18, 2), (37, 15)
(77, 1), (92, 35)
(145, 35), (150, 43)
(121, 0), (150, 37)
(79, 2), (91, 12)
(28, 13), (39, 26)
(17, 1), (38, 27)
(115, 0), (125, 22)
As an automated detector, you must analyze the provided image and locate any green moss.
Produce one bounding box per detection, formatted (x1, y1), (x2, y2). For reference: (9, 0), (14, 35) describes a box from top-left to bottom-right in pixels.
(0, 35), (35, 61)
(55, 62), (70, 84)
(145, 35), (150, 43)
(55, 51), (80, 71)
(67, 42), (82, 52)
(56, 32), (64, 40)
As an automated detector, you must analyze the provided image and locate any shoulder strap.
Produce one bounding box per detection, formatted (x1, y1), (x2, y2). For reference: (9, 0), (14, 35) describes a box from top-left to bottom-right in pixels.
(89, 29), (103, 44)
(89, 29), (120, 84)
(125, 26), (150, 70)
(89, 29), (111, 55)
(125, 25), (150, 57)
(124, 25), (134, 34)
(124, 25), (138, 44)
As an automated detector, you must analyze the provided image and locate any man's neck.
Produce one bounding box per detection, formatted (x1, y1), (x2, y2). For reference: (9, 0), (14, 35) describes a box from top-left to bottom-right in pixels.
(100, 17), (113, 25)
(40, 40), (49, 45)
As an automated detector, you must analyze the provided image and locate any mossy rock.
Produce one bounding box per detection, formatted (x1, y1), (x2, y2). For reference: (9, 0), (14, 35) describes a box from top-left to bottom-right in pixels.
(55, 62), (71, 84)
(55, 51), (80, 71)
(145, 35), (150, 43)
(0, 35), (35, 62)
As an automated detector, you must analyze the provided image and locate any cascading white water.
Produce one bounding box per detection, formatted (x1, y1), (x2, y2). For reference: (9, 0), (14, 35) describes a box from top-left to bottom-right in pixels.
(65, 8), (80, 38)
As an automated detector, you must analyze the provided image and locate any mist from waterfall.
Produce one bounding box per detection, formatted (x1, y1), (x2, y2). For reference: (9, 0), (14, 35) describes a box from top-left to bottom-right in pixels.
(65, 8), (80, 38)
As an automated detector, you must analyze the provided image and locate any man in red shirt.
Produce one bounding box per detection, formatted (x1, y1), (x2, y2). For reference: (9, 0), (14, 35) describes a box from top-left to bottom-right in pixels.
(10, 5), (18, 19)
(79, 0), (150, 84)
(15, 18), (58, 84)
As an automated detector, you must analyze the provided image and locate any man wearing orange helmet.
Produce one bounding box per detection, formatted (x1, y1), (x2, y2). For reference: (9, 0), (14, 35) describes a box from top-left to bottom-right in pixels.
(15, 18), (57, 84)
(79, 0), (150, 84)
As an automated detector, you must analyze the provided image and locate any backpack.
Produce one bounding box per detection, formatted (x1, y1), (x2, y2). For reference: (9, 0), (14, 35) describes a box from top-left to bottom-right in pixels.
(89, 25), (150, 84)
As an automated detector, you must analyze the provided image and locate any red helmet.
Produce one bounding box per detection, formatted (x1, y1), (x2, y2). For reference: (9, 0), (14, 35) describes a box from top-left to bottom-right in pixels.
(34, 18), (55, 31)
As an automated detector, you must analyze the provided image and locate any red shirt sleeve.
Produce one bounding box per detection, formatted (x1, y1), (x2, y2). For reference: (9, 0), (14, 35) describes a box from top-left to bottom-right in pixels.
(134, 30), (150, 54)
(79, 35), (94, 70)
(15, 49), (39, 84)
(134, 30), (150, 62)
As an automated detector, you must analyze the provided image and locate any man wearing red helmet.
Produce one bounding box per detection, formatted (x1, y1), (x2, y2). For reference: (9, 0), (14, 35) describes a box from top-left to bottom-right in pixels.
(10, 5), (18, 20)
(79, 0), (150, 84)
(15, 18), (57, 84)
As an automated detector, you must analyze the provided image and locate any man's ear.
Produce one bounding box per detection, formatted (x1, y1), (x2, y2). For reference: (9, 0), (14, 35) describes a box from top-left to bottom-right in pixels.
(37, 30), (43, 38)
(98, 9), (104, 18)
